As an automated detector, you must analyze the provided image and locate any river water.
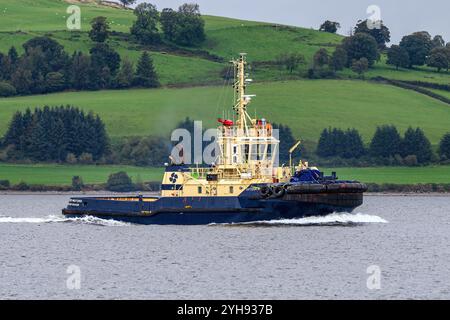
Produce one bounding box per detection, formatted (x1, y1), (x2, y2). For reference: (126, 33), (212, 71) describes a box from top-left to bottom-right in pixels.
(0, 194), (449, 299)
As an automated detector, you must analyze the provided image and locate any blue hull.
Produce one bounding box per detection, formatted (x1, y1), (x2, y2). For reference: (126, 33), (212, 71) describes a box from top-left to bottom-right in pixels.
(62, 187), (363, 225)
(64, 203), (353, 225)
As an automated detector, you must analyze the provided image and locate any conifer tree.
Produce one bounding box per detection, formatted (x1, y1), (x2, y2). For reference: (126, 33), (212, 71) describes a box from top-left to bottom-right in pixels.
(8, 46), (18, 66)
(115, 58), (134, 88)
(439, 133), (450, 159)
(317, 128), (333, 157)
(369, 125), (402, 158)
(3, 111), (24, 147)
(1, 106), (110, 162)
(134, 52), (160, 88)
(342, 129), (366, 159)
(401, 127), (433, 164)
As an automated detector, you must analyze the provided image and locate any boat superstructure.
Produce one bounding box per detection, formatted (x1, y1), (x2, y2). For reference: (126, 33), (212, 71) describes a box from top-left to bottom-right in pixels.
(62, 54), (367, 225)
(161, 53), (290, 199)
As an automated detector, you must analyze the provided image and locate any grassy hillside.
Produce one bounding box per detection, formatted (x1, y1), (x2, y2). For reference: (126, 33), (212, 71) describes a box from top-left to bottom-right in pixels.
(340, 56), (450, 85)
(0, 0), (344, 86)
(0, 0), (265, 33)
(1, 163), (450, 185)
(1, 80), (449, 145)
(1, 0), (449, 87)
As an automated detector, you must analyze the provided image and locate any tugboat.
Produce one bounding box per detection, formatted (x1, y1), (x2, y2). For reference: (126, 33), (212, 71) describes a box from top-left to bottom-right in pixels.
(62, 54), (367, 225)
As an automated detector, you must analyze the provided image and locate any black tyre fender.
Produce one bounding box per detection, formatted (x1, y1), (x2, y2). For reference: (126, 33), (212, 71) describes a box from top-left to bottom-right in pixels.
(260, 185), (272, 198)
(286, 183), (326, 194)
(273, 185), (286, 198)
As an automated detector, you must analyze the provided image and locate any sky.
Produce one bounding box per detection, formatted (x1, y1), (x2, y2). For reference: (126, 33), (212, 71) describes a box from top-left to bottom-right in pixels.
(131, 0), (450, 44)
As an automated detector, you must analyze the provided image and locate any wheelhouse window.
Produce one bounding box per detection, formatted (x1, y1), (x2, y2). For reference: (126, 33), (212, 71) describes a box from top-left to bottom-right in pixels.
(229, 186), (234, 194)
(198, 186), (202, 194)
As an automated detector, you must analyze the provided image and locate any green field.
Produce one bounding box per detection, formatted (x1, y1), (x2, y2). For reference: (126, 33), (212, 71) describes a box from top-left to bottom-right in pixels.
(1, 164), (449, 186)
(324, 166), (450, 184)
(430, 89), (450, 100)
(0, 163), (163, 185)
(339, 55), (450, 85)
(1, 80), (449, 144)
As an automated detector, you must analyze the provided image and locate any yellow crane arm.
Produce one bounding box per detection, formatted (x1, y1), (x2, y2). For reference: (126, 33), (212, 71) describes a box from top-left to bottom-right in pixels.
(289, 140), (301, 154)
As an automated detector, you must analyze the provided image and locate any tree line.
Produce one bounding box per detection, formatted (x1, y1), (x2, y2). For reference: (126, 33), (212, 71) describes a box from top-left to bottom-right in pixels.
(113, 1), (206, 46)
(90, 2), (205, 47)
(0, 2), (207, 97)
(317, 125), (450, 166)
(388, 33), (450, 72)
(278, 19), (387, 79)
(131, 3), (205, 46)
(311, 19), (450, 77)
(1, 107), (450, 170)
(0, 37), (159, 97)
(0, 106), (109, 162)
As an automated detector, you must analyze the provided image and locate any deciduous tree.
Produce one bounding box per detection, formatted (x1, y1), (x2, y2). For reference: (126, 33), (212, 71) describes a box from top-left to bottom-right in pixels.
(387, 45), (410, 69)
(427, 47), (449, 72)
(313, 48), (329, 69)
(331, 47), (347, 71)
(319, 20), (340, 34)
(130, 3), (161, 45)
(399, 32), (433, 68)
(351, 58), (369, 78)
(89, 16), (110, 43)
(354, 19), (391, 49)
(342, 33), (379, 67)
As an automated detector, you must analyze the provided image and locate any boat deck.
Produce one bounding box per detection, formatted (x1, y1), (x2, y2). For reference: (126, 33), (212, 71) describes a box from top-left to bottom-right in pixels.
(91, 197), (159, 202)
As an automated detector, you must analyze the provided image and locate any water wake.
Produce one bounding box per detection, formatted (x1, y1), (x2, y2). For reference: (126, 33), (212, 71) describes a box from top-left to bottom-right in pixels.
(0, 213), (387, 227)
(226, 213), (388, 227)
(0, 215), (130, 227)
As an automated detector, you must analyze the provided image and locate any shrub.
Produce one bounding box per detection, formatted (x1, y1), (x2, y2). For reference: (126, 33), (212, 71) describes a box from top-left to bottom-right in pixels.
(403, 155), (419, 167)
(307, 68), (315, 79)
(29, 184), (46, 192)
(0, 180), (10, 187)
(0, 180), (10, 190)
(106, 171), (134, 192)
(71, 176), (84, 191)
(78, 152), (93, 164)
(0, 81), (17, 97)
(66, 153), (77, 164)
(13, 181), (29, 191)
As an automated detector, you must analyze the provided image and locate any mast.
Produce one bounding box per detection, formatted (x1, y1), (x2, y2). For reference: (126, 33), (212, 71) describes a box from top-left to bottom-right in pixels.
(232, 53), (253, 134)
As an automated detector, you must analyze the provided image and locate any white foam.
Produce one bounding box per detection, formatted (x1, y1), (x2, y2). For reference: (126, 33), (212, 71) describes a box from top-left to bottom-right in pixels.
(235, 213), (388, 226)
(0, 215), (130, 226)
